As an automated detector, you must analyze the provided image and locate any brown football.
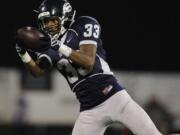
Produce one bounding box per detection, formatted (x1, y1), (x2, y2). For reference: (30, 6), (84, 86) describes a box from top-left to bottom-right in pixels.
(16, 26), (50, 52)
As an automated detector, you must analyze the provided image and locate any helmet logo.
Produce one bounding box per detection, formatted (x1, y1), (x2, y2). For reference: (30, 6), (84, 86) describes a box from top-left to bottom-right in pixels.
(63, 2), (72, 15)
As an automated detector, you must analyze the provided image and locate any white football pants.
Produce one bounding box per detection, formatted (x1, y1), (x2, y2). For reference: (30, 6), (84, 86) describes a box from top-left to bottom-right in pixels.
(72, 90), (162, 135)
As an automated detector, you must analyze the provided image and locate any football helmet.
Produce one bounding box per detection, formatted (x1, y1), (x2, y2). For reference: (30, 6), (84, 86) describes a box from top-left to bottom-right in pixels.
(37, 0), (76, 36)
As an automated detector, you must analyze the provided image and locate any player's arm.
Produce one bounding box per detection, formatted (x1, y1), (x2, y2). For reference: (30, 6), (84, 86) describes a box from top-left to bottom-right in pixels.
(69, 44), (96, 70)
(51, 41), (96, 71)
(15, 44), (48, 77)
(24, 59), (46, 77)
(51, 18), (100, 71)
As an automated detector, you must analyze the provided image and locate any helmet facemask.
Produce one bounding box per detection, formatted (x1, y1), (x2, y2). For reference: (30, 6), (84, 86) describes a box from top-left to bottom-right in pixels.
(38, 16), (61, 36)
(37, 0), (76, 37)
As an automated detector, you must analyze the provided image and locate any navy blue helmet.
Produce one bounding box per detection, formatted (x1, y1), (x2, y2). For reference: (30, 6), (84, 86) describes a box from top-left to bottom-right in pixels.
(37, 0), (76, 35)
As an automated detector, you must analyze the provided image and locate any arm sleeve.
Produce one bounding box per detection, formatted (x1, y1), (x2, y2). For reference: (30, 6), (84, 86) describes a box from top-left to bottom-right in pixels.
(38, 54), (53, 70)
(72, 16), (101, 47)
(38, 48), (63, 69)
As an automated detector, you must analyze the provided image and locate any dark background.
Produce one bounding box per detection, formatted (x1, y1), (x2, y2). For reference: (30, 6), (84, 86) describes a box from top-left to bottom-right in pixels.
(0, 0), (180, 71)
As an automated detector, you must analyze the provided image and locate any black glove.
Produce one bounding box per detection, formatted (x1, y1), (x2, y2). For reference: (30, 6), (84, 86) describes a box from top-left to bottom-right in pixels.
(15, 43), (26, 55)
(15, 37), (26, 55)
(14, 35), (32, 63)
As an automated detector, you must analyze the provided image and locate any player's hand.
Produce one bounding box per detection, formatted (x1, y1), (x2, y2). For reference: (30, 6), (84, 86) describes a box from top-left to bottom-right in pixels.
(50, 35), (72, 57)
(16, 43), (26, 55)
(15, 39), (27, 55)
(50, 35), (61, 51)
(14, 35), (32, 63)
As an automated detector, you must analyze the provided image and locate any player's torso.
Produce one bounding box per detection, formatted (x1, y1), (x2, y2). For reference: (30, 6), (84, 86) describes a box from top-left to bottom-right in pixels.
(56, 16), (113, 88)
(39, 16), (124, 111)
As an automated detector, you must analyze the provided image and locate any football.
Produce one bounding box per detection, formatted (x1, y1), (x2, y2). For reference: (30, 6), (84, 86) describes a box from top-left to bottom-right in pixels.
(16, 26), (50, 52)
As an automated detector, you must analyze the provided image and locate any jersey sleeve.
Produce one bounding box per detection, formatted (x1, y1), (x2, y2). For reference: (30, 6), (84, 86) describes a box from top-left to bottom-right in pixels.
(37, 48), (63, 69)
(71, 16), (101, 47)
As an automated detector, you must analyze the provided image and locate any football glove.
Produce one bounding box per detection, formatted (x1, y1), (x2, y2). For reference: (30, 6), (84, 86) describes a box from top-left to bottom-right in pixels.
(15, 43), (26, 55)
(15, 36), (27, 55)
(15, 37), (32, 63)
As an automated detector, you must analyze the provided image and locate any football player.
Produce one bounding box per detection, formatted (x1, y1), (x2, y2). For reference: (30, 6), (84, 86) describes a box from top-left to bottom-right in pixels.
(15, 0), (163, 134)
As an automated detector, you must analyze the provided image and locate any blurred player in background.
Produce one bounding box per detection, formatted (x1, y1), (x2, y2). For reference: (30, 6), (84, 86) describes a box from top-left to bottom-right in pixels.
(15, 0), (163, 134)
